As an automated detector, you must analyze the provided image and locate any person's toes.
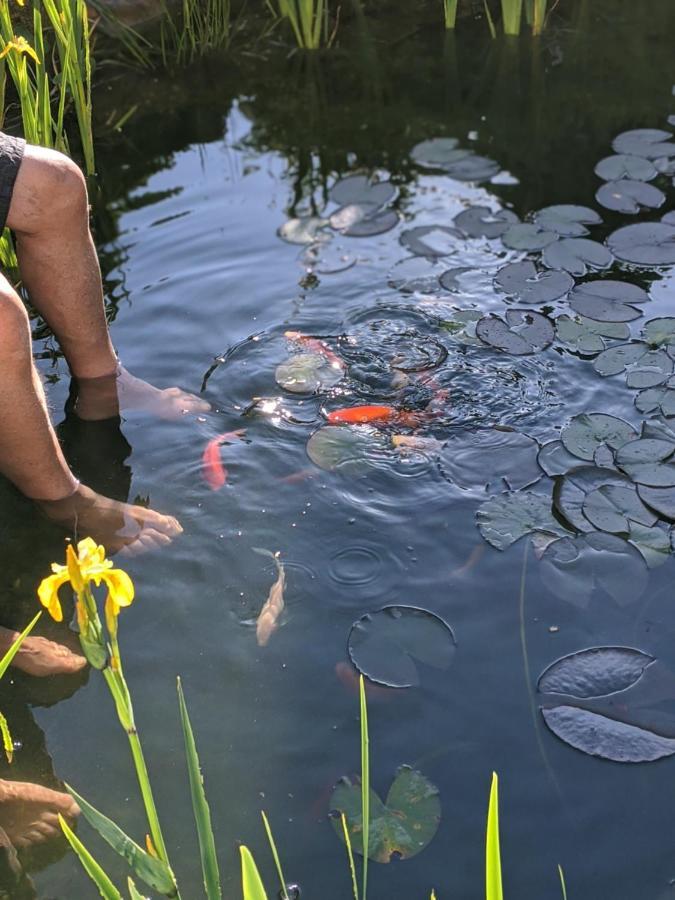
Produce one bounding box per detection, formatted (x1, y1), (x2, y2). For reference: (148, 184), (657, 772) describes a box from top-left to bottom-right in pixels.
(138, 510), (183, 537)
(119, 528), (173, 557)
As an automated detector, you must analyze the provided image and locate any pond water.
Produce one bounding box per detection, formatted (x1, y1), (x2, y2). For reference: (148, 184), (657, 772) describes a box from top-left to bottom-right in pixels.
(3, 1), (675, 897)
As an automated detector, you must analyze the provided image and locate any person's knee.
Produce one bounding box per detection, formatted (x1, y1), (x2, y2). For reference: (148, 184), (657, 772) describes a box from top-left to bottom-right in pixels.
(7, 146), (88, 234)
(0, 279), (31, 356)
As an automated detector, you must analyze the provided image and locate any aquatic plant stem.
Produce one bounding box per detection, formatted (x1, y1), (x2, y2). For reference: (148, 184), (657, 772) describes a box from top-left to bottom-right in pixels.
(359, 675), (369, 900)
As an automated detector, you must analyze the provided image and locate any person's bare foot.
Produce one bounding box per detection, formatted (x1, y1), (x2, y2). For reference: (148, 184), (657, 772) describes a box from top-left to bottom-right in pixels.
(73, 365), (210, 421)
(0, 781), (78, 850)
(36, 484), (183, 556)
(0, 627), (85, 678)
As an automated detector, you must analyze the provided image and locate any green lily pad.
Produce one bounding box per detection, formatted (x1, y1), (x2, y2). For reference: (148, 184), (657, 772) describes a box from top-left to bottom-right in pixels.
(612, 128), (675, 159)
(300, 242), (356, 274)
(542, 238), (613, 277)
(607, 223), (675, 266)
(330, 204), (400, 237)
(275, 353), (343, 394)
(533, 205), (602, 237)
(388, 257), (441, 294)
(628, 521), (672, 568)
(330, 766), (441, 862)
(617, 461), (675, 487)
(593, 343), (673, 387)
(476, 310), (554, 355)
(501, 223), (558, 251)
(476, 492), (568, 551)
(494, 260), (573, 304)
(539, 645), (654, 697)
(596, 180), (665, 214)
(581, 483), (657, 533)
(555, 315), (629, 355)
(347, 606), (456, 688)
(638, 484), (675, 520)
(635, 386), (675, 418)
(615, 438), (675, 466)
(445, 154), (500, 182)
(554, 466), (633, 533)
(400, 226), (463, 258)
(594, 155), (658, 182)
(642, 318), (675, 354)
(306, 426), (386, 472)
(410, 138), (465, 168)
(278, 216), (329, 245)
(329, 175), (398, 209)
(568, 280), (648, 323)
(439, 309), (482, 345)
(560, 413), (636, 461)
(537, 440), (585, 477)
(438, 429), (541, 492)
(453, 206), (519, 239)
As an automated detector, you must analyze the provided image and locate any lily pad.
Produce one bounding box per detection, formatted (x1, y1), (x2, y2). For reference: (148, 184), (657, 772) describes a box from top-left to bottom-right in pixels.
(494, 260), (573, 304)
(582, 484), (657, 533)
(329, 175), (398, 209)
(617, 461), (675, 487)
(278, 216), (329, 245)
(533, 205), (602, 237)
(593, 343), (673, 387)
(388, 257), (441, 294)
(400, 226), (463, 258)
(596, 180), (665, 214)
(538, 646), (675, 763)
(476, 492), (568, 551)
(537, 440), (585, 477)
(410, 137), (466, 169)
(638, 484), (675, 520)
(347, 606), (456, 688)
(615, 438), (675, 466)
(501, 223), (558, 251)
(453, 205), (519, 239)
(607, 223), (675, 266)
(438, 429), (541, 492)
(439, 309), (482, 345)
(438, 267), (474, 291)
(539, 532), (648, 608)
(275, 353), (344, 394)
(663, 211), (675, 226)
(628, 521), (672, 568)
(612, 128), (675, 159)
(554, 466), (634, 533)
(542, 238), (613, 277)
(594, 155), (659, 182)
(555, 315), (629, 355)
(642, 317), (675, 354)
(330, 204), (400, 237)
(445, 154), (500, 182)
(568, 280), (648, 323)
(300, 242), (356, 274)
(330, 766), (441, 862)
(306, 426), (386, 472)
(636, 386), (675, 418)
(560, 413), (637, 461)
(476, 310), (554, 355)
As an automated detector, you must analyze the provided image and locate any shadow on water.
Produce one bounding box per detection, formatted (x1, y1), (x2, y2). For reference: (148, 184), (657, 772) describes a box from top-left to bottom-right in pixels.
(1, 0), (675, 897)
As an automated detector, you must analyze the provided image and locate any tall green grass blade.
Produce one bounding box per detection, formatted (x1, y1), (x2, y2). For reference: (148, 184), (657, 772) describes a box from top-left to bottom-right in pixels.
(532, 0), (547, 34)
(65, 785), (177, 896)
(486, 773), (503, 900)
(128, 879), (149, 900)
(0, 612), (41, 680)
(501, 0), (523, 34)
(431, 892), (437, 900)
(0, 712), (14, 764)
(443, 0), (458, 28)
(558, 864), (568, 900)
(359, 675), (369, 900)
(59, 814), (123, 900)
(240, 846), (269, 900)
(177, 678), (221, 900)
(261, 811), (288, 900)
(482, 0), (497, 37)
(340, 812), (359, 900)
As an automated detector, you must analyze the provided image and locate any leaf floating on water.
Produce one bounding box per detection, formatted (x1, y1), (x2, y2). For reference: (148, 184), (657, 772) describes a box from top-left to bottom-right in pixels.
(300, 241), (356, 274)
(476, 310), (554, 355)
(635, 385), (675, 419)
(663, 211), (675, 226)
(568, 280), (648, 323)
(595, 180), (665, 214)
(560, 412), (636, 462)
(542, 238), (613, 277)
(501, 223), (558, 251)
(410, 137), (465, 168)
(537, 646), (675, 763)
(348, 606), (456, 688)
(330, 766), (441, 862)
(618, 460), (675, 487)
(439, 429), (541, 492)
(439, 308), (483, 346)
(615, 438), (675, 466)
(275, 353), (343, 394)
(637, 484), (675, 520)
(476, 492), (569, 551)
(253, 548), (285, 648)
(445, 155), (500, 182)
(555, 315), (629, 356)
(607, 222), (675, 266)
(554, 466), (635, 533)
(453, 205), (519, 239)
(329, 174), (398, 209)
(330, 203), (400, 237)
(388, 257), (441, 294)
(593, 343), (673, 387)
(627, 521), (672, 568)
(306, 425), (386, 473)
(582, 483), (657, 533)
(494, 260), (573, 304)
(642, 317), (675, 355)
(399, 225), (463, 258)
(537, 440), (585, 477)
(278, 216), (329, 245)
(539, 532), (648, 608)
(594, 154), (658, 182)
(612, 128), (675, 160)
(533, 205), (602, 238)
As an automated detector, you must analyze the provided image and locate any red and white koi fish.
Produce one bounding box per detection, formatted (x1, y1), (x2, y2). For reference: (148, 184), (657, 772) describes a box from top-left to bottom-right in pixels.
(284, 330), (345, 371)
(326, 405), (426, 428)
(201, 429), (246, 491)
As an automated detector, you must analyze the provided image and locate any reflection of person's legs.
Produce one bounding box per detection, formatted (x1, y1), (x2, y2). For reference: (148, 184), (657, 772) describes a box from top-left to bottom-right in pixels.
(7, 142), (209, 421)
(0, 270), (181, 553)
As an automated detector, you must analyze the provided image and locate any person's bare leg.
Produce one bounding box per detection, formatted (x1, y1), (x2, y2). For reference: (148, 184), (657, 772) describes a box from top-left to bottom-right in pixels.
(0, 781), (78, 849)
(0, 273), (182, 553)
(6, 145), (209, 421)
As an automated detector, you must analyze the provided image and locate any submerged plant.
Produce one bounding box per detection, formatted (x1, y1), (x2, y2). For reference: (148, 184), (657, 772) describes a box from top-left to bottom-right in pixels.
(276, 0), (329, 50)
(443, 0), (459, 29)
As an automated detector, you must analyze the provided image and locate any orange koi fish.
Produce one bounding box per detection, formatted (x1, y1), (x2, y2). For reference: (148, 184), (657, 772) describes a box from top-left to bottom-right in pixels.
(254, 548), (285, 647)
(326, 405), (398, 425)
(284, 330), (345, 371)
(201, 429), (246, 491)
(335, 662), (397, 701)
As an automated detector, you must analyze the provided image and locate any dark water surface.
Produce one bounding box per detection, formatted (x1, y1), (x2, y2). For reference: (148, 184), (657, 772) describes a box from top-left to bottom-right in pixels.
(4, 1), (675, 897)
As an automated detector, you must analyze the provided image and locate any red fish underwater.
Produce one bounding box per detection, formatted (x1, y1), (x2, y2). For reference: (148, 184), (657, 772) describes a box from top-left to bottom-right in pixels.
(326, 405), (428, 428)
(201, 429), (246, 490)
(284, 330), (345, 371)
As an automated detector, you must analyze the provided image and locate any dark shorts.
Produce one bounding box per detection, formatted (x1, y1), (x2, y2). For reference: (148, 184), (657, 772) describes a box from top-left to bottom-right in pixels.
(0, 132), (25, 231)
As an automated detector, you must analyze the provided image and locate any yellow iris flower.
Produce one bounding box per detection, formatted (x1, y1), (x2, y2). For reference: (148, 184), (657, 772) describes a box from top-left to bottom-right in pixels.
(38, 537), (134, 625)
(0, 36), (40, 65)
